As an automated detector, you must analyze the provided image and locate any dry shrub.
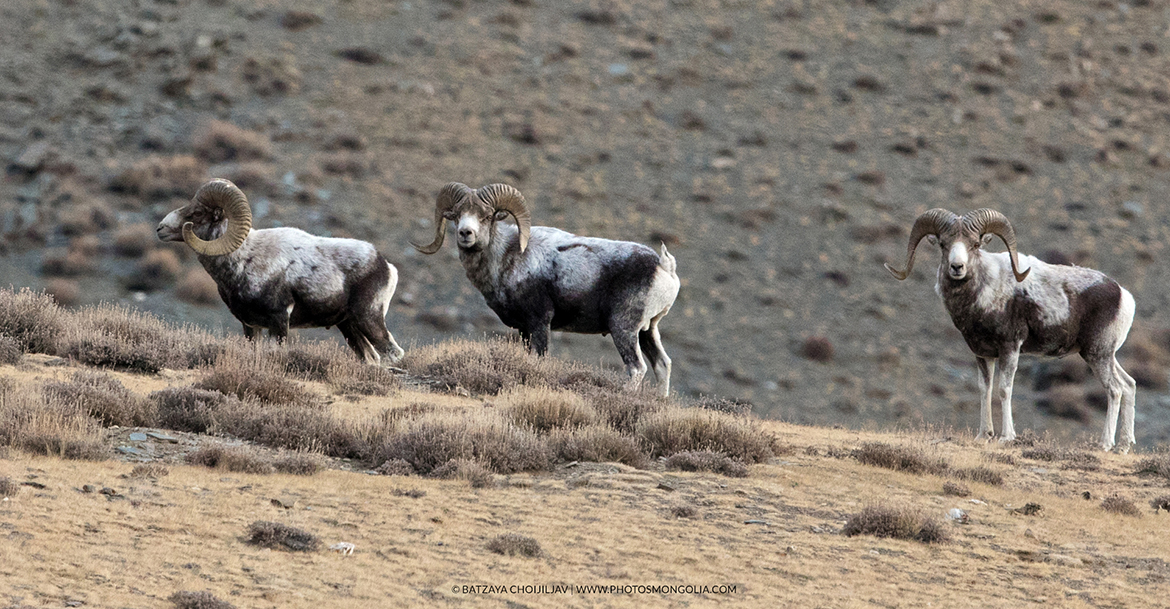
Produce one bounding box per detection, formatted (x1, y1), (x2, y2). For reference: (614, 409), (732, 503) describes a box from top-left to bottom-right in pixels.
(663, 450), (749, 477)
(949, 466), (1004, 486)
(246, 520), (320, 552)
(152, 386), (239, 433)
(1059, 451), (1101, 471)
(486, 533), (542, 557)
(0, 336), (22, 365)
(1006, 429), (1046, 448)
(0, 382), (105, 459)
(270, 340), (339, 382)
(43, 278), (80, 307)
(126, 249), (182, 292)
(942, 481), (971, 497)
(273, 452), (326, 476)
(0, 289), (57, 353)
(214, 399), (368, 458)
(113, 224), (157, 258)
(1150, 495), (1170, 512)
(504, 386), (598, 432)
(399, 337), (620, 395)
(110, 155), (206, 199)
(129, 463), (170, 479)
(175, 269), (220, 306)
(688, 395), (752, 416)
(800, 336), (834, 362)
(61, 305), (215, 372)
(548, 425), (647, 467)
(169, 590), (237, 609)
(851, 442), (948, 475)
(0, 476), (18, 497)
(376, 407), (551, 475)
(842, 504), (949, 543)
(577, 385), (666, 434)
(197, 343), (323, 409)
(1135, 455), (1170, 479)
(669, 505), (698, 519)
(636, 408), (775, 463)
(376, 458), (416, 476)
(429, 459), (494, 488)
(193, 120), (272, 163)
(43, 371), (156, 427)
(1101, 494), (1143, 517)
(40, 248), (95, 276)
(393, 488), (426, 498)
(241, 56), (302, 96)
(1020, 446), (1058, 461)
(186, 445), (275, 474)
(331, 363), (399, 396)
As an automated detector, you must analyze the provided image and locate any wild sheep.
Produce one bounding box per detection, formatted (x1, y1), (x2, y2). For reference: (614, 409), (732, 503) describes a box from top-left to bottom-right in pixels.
(413, 182), (680, 396)
(156, 178), (404, 364)
(886, 208), (1136, 452)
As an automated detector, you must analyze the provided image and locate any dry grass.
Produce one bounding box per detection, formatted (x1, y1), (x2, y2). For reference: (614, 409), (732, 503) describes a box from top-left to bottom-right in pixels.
(375, 458), (416, 476)
(503, 386), (598, 432)
(112, 223), (157, 258)
(1135, 455), (1170, 480)
(60, 304), (219, 372)
(43, 370), (156, 427)
(128, 463), (170, 479)
(429, 458), (494, 488)
(186, 445), (275, 475)
(0, 335), (23, 365)
(196, 343), (323, 409)
(0, 476), (18, 497)
(852, 442), (948, 475)
(842, 504), (949, 544)
(1150, 495), (1170, 512)
(126, 249), (183, 292)
(949, 466), (1005, 487)
(486, 533), (542, 558)
(152, 386), (240, 433)
(175, 269), (221, 306)
(1101, 495), (1143, 517)
(0, 384), (105, 460)
(376, 407), (551, 475)
(547, 425), (648, 468)
(942, 481), (971, 497)
(168, 590), (237, 609)
(636, 407), (776, 463)
(273, 452), (327, 476)
(0, 288), (65, 354)
(663, 450), (749, 477)
(246, 521), (321, 552)
(578, 385), (666, 434)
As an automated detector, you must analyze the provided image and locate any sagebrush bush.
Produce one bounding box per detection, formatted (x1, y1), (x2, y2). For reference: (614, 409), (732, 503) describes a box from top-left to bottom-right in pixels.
(547, 425), (648, 468)
(43, 371), (156, 427)
(112, 223), (157, 258)
(125, 249), (182, 291)
(486, 533), (542, 557)
(376, 408), (551, 475)
(168, 590), (237, 609)
(109, 154), (206, 199)
(186, 445), (274, 474)
(663, 450), (749, 477)
(329, 359), (399, 396)
(842, 504), (948, 543)
(0, 476), (18, 497)
(852, 442), (948, 475)
(1150, 495), (1170, 512)
(429, 458), (494, 488)
(129, 463), (170, 479)
(1101, 495), (1143, 517)
(197, 343), (322, 408)
(504, 386), (598, 432)
(152, 386), (239, 433)
(942, 481), (971, 497)
(0, 382), (105, 459)
(949, 466), (1004, 486)
(0, 288), (65, 354)
(246, 520), (321, 552)
(273, 452), (327, 476)
(0, 335), (23, 365)
(61, 305), (216, 372)
(1135, 455), (1170, 479)
(193, 120), (272, 163)
(636, 407), (775, 463)
(375, 458), (416, 476)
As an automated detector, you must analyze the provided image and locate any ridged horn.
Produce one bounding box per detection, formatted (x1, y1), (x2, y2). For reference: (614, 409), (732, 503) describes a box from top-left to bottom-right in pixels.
(962, 209), (1030, 282)
(183, 179), (252, 257)
(412, 182), (472, 254)
(885, 208), (959, 280)
(477, 183), (530, 253)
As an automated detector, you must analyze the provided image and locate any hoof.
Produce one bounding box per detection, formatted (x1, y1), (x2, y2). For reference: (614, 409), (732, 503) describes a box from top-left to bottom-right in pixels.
(996, 435), (1016, 444)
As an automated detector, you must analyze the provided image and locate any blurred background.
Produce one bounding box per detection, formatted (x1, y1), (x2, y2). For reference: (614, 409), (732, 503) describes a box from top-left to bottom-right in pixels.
(3, 0), (1170, 444)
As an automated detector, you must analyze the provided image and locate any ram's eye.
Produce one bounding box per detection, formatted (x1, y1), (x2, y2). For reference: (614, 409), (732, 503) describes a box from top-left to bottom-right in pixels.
(442, 211), (458, 221)
(494, 210), (509, 221)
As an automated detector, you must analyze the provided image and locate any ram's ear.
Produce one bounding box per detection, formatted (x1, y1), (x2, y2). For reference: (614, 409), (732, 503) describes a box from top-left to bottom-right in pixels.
(981, 234), (994, 246)
(926, 235), (939, 246)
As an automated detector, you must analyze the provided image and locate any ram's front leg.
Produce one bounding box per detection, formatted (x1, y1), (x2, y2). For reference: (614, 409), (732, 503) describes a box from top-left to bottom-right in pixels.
(521, 325), (550, 356)
(996, 347), (1021, 443)
(975, 357), (995, 441)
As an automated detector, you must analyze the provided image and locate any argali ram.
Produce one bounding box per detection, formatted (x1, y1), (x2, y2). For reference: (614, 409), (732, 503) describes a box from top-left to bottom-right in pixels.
(412, 182), (680, 396)
(886, 208), (1136, 452)
(156, 178), (405, 364)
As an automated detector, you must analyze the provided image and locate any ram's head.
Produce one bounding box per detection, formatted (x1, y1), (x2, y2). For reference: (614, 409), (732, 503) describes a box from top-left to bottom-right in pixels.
(413, 182), (531, 254)
(885, 208), (1029, 283)
(157, 178), (253, 256)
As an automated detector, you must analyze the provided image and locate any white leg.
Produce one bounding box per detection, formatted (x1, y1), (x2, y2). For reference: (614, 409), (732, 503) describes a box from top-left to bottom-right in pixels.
(975, 357), (995, 441)
(1117, 361), (1137, 453)
(996, 349), (1020, 443)
(1091, 355), (1134, 452)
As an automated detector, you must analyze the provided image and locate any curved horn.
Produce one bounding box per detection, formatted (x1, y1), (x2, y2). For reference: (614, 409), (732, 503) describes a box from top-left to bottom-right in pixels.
(412, 182), (472, 254)
(183, 179), (252, 256)
(962, 209), (1030, 282)
(477, 183), (531, 253)
(884, 208), (959, 280)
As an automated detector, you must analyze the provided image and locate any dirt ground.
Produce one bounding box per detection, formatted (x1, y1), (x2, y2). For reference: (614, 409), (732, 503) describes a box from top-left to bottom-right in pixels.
(4, 0), (1170, 445)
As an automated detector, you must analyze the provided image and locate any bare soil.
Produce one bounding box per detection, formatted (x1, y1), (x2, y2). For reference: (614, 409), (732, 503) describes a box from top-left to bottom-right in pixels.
(3, 0), (1170, 446)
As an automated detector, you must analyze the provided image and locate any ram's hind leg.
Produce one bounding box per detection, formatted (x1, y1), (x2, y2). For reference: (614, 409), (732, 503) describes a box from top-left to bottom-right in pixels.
(638, 322), (671, 397)
(1088, 354), (1136, 452)
(613, 331), (648, 392)
(355, 313), (404, 364)
(996, 349), (1020, 443)
(338, 320), (378, 364)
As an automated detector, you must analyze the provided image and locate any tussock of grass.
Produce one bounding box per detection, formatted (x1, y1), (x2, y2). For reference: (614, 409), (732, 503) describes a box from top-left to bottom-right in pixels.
(129, 463), (170, 479)
(687, 395), (752, 416)
(1150, 495), (1170, 512)
(636, 408), (776, 463)
(1135, 455), (1170, 479)
(399, 337), (621, 395)
(375, 458), (416, 476)
(486, 533), (542, 557)
(1101, 494), (1143, 517)
(577, 385), (666, 434)
(669, 505), (698, 519)
(196, 343), (322, 409)
(0, 476), (18, 497)
(273, 452), (327, 476)
(246, 521), (321, 552)
(376, 408), (551, 475)
(43, 371), (156, 427)
(186, 445), (275, 475)
(663, 450), (749, 477)
(429, 459), (494, 488)
(851, 442), (948, 475)
(942, 481), (971, 497)
(504, 386), (598, 432)
(0, 382), (105, 460)
(949, 466), (1004, 486)
(0, 335), (23, 365)
(168, 590), (237, 609)
(842, 504), (949, 543)
(0, 288), (65, 354)
(548, 425), (648, 468)
(61, 305), (217, 372)
(151, 386), (239, 434)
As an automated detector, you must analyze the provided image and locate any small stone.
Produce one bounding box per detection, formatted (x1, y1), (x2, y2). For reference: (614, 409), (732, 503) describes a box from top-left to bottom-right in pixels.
(145, 431), (179, 443)
(1048, 554), (1083, 567)
(608, 63), (630, 76)
(129, 432), (148, 442)
(43, 357), (68, 367)
(744, 519), (770, 526)
(82, 484), (96, 493)
(271, 497), (297, 509)
(99, 487), (117, 496)
(11, 141), (53, 174)
(1120, 200), (1144, 218)
(117, 446), (146, 456)
(656, 482), (676, 492)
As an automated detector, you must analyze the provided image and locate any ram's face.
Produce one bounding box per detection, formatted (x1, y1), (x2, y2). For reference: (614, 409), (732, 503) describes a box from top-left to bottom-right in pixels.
(931, 231), (990, 281)
(451, 201), (505, 252)
(156, 201), (223, 242)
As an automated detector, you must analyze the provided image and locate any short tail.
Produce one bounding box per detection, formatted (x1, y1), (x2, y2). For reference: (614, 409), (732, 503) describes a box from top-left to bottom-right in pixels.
(658, 243), (677, 277)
